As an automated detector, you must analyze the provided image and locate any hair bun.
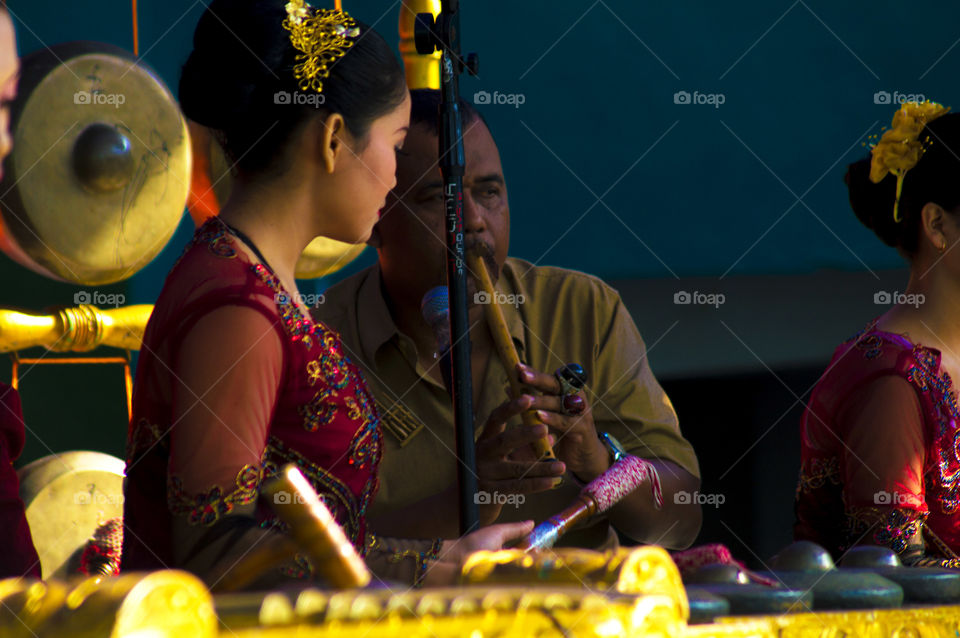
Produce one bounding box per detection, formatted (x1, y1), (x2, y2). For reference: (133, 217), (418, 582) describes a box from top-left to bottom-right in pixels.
(178, 0), (285, 130)
(846, 156), (901, 249)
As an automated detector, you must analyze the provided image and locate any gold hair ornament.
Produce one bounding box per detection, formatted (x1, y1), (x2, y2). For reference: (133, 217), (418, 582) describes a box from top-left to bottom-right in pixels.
(283, 0), (361, 94)
(867, 100), (950, 222)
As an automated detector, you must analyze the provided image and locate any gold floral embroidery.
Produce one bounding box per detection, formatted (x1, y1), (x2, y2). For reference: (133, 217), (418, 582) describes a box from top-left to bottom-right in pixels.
(127, 418), (165, 461)
(167, 463), (263, 526)
(344, 396), (361, 420)
(796, 456), (841, 496)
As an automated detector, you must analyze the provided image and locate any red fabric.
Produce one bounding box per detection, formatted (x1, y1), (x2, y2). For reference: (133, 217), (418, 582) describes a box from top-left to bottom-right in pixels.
(0, 382), (41, 579)
(796, 325), (960, 558)
(671, 544), (777, 586)
(121, 218), (381, 571)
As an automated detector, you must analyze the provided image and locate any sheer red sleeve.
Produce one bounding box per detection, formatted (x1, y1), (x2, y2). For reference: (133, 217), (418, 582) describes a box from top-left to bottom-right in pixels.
(166, 303), (284, 564)
(837, 374), (930, 562)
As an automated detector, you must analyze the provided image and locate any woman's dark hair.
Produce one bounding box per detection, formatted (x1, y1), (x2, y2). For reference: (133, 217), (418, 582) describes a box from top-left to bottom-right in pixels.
(847, 112), (960, 258)
(180, 0), (406, 178)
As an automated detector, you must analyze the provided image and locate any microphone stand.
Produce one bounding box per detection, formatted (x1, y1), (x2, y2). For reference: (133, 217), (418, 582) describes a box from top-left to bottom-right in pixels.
(415, 2), (480, 535)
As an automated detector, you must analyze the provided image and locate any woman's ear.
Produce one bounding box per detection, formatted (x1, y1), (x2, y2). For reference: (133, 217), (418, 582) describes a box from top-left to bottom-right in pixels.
(318, 112), (346, 174)
(921, 201), (948, 251)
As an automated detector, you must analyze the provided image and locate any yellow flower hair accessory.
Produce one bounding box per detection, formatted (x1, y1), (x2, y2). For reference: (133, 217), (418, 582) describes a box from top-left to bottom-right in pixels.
(282, 0), (361, 94)
(867, 100), (951, 222)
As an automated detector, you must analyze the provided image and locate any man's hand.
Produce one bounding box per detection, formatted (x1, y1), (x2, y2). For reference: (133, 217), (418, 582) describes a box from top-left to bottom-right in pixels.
(515, 363), (610, 481)
(476, 394), (566, 524)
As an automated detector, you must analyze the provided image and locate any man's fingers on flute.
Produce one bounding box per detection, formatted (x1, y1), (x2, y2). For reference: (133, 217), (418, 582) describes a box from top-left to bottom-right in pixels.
(535, 408), (591, 432)
(516, 363), (562, 394)
(481, 423), (547, 458)
(484, 394), (535, 429)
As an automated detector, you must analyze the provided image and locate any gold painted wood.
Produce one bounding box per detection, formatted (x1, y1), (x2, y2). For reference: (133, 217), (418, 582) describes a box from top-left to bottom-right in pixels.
(0, 304), (152, 353)
(0, 571), (216, 638)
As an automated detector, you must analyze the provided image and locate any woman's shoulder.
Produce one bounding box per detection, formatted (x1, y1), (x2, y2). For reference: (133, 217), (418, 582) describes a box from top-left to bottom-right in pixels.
(147, 221), (281, 339)
(815, 320), (944, 405)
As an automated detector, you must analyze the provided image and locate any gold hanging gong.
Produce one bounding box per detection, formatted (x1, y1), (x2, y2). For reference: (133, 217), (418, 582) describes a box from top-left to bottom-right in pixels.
(0, 41), (190, 285)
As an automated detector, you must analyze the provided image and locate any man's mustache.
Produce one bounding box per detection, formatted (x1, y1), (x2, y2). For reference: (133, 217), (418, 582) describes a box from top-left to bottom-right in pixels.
(429, 240), (499, 291)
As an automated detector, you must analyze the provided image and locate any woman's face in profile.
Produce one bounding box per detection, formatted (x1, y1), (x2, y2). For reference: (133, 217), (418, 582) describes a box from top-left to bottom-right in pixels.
(0, 12), (18, 181)
(324, 91), (410, 244)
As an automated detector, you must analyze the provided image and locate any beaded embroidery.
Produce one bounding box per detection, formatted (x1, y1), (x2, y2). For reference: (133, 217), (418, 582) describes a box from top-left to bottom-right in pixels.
(347, 387), (381, 470)
(299, 386), (339, 432)
(264, 435), (376, 552)
(167, 463), (263, 526)
(186, 218), (237, 260)
(846, 506), (926, 555)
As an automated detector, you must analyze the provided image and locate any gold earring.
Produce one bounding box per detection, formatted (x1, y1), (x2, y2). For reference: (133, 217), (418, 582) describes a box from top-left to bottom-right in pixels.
(940, 243), (947, 254)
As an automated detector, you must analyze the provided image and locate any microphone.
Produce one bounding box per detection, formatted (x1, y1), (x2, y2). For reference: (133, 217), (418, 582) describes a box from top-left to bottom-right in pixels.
(421, 286), (453, 392)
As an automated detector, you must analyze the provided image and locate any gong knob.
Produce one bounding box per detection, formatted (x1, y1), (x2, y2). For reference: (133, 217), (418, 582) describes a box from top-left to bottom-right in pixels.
(71, 122), (134, 193)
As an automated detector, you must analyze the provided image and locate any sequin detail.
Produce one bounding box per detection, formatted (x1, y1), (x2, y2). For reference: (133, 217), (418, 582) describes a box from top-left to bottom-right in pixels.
(252, 263), (315, 348)
(192, 219), (238, 259)
(167, 463), (263, 526)
(847, 506), (926, 555)
(299, 386), (339, 432)
(347, 387), (381, 470)
(903, 343), (960, 514)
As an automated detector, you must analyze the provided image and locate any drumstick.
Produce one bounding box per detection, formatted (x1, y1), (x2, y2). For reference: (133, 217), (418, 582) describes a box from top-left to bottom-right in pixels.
(467, 251), (556, 461)
(215, 465), (370, 592)
(516, 455), (663, 551)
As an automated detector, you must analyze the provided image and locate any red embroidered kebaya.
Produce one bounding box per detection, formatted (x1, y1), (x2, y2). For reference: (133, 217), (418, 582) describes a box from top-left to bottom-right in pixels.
(122, 219), (381, 572)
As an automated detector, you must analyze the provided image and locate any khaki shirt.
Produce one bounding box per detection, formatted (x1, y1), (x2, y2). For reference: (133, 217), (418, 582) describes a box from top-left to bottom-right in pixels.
(314, 257), (700, 548)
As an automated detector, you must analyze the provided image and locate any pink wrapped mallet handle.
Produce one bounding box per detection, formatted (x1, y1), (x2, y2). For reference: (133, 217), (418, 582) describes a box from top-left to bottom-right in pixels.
(516, 455), (662, 551)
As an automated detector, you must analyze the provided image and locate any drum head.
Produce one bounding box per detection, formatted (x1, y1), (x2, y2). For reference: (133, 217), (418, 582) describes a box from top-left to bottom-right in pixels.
(17, 450), (125, 579)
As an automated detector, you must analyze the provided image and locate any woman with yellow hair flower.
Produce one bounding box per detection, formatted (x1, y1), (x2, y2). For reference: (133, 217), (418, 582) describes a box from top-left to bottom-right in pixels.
(795, 101), (960, 568)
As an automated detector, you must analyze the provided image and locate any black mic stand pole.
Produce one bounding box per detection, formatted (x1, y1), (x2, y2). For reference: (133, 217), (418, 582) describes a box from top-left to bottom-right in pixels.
(414, 1), (481, 535)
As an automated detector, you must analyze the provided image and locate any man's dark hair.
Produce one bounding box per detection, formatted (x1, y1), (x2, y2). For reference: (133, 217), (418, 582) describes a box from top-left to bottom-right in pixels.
(409, 88), (489, 137)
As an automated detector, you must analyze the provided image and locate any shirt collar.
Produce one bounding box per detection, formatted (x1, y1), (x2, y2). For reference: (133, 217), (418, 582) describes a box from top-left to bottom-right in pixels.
(356, 259), (529, 367)
(356, 263), (402, 366)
